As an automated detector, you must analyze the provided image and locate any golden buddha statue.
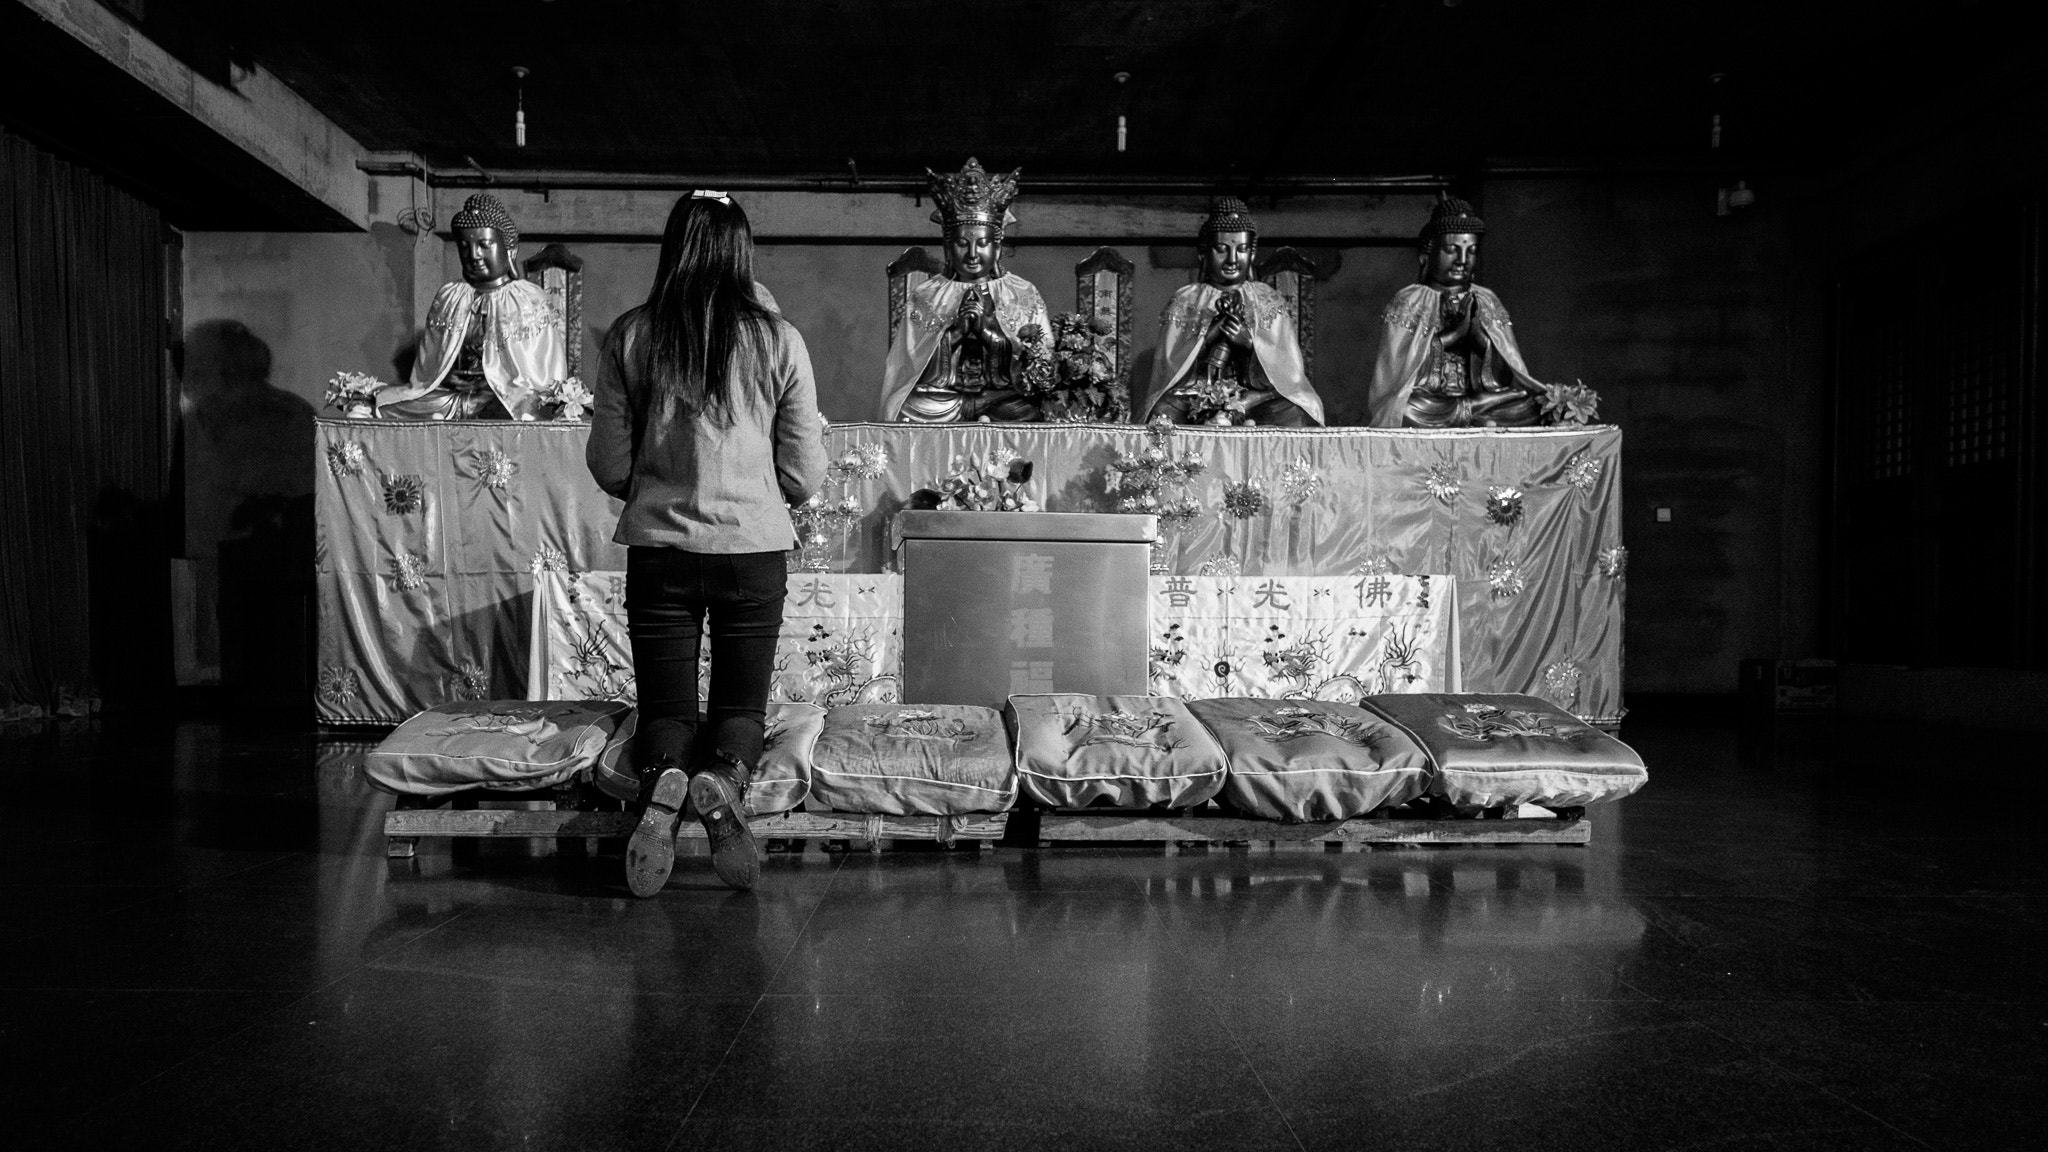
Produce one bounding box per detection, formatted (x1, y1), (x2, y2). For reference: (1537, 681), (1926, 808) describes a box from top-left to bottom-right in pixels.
(878, 159), (1052, 423)
(376, 193), (566, 420)
(1143, 197), (1324, 427)
(1366, 195), (1545, 428)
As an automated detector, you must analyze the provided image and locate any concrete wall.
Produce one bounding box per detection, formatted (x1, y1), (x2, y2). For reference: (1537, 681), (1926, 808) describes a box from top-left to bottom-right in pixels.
(182, 179), (1829, 693)
(1479, 179), (1827, 693)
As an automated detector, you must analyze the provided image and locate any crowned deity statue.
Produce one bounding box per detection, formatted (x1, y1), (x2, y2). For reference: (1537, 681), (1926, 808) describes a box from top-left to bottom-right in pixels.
(375, 192), (567, 420)
(1365, 195), (1545, 428)
(878, 159), (1053, 423)
(1142, 198), (1325, 427)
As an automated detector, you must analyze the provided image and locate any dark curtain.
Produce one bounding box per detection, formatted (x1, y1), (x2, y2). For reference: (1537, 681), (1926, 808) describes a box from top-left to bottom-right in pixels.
(0, 129), (172, 717)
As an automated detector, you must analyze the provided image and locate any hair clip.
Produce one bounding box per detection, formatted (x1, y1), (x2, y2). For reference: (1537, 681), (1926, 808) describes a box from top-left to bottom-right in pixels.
(688, 190), (733, 204)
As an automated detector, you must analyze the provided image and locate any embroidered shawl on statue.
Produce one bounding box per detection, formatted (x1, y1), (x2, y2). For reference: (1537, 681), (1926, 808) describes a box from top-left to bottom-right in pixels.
(1366, 284), (1541, 428)
(1143, 281), (1325, 423)
(377, 279), (566, 420)
(877, 273), (1052, 421)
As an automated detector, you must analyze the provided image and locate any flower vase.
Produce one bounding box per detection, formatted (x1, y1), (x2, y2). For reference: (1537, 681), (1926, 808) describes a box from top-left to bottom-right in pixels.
(345, 402), (375, 419)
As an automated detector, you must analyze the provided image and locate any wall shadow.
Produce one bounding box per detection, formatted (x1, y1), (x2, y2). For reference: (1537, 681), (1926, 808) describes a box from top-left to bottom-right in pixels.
(181, 319), (316, 701)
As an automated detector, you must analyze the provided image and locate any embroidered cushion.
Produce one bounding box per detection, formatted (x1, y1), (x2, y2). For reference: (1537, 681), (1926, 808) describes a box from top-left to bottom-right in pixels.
(808, 704), (1015, 816)
(1187, 698), (1432, 822)
(364, 700), (634, 796)
(1359, 693), (1647, 809)
(1007, 694), (1228, 809)
(588, 702), (822, 817)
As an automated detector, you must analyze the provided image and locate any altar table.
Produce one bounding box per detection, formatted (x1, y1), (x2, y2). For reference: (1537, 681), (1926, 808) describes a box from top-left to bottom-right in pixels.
(315, 419), (1623, 726)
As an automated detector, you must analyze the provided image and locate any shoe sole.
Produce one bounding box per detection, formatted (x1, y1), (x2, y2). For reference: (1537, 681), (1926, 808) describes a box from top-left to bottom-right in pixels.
(625, 769), (688, 898)
(689, 772), (760, 890)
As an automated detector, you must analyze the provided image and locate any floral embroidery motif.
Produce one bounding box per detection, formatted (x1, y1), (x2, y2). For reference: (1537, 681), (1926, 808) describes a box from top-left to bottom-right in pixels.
(393, 552), (430, 590)
(907, 289), (950, 336)
(1599, 546), (1628, 580)
(1423, 463), (1460, 506)
(1486, 485), (1525, 527)
(1240, 282), (1286, 328)
(382, 475), (425, 515)
(474, 448), (515, 491)
(1222, 479), (1268, 520)
(862, 709), (974, 743)
(1543, 659), (1583, 709)
(1355, 556), (1394, 577)
(1487, 557), (1525, 599)
(1279, 457), (1323, 506)
(1439, 702), (1567, 741)
(995, 283), (1048, 349)
(1195, 556), (1242, 577)
(1076, 709), (1177, 750)
(451, 661), (492, 701)
(325, 440), (366, 480)
(1382, 292), (1434, 335)
(1246, 705), (1380, 747)
(530, 543), (569, 574)
(317, 666), (361, 707)
(448, 704), (550, 733)
(1564, 453), (1603, 493)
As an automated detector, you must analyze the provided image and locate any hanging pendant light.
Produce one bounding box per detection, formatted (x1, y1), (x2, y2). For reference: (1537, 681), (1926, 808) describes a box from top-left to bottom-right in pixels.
(513, 66), (529, 147)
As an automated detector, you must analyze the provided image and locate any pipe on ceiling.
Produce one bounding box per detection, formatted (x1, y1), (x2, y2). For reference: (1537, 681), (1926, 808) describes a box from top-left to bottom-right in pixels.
(354, 161), (1454, 196)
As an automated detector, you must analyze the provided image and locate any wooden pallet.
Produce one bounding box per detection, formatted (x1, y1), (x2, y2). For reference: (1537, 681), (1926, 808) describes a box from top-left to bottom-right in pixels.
(1034, 810), (1590, 848)
(383, 807), (1008, 858)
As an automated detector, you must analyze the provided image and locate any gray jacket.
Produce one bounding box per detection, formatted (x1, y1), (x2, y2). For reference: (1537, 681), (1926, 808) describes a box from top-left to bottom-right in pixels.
(586, 305), (826, 553)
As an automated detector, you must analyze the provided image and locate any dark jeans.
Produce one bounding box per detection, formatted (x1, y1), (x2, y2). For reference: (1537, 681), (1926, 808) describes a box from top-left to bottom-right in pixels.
(625, 547), (787, 777)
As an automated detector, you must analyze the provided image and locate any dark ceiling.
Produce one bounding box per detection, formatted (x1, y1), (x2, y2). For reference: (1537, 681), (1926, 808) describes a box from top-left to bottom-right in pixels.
(1, 0), (2029, 226)
(221, 0), (2021, 177)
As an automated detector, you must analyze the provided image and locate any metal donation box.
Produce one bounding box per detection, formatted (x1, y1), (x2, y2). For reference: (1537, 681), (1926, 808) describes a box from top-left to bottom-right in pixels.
(894, 511), (1158, 708)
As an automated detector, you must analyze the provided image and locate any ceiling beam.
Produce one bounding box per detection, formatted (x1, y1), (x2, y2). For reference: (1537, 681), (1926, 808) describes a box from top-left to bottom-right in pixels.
(16, 0), (369, 230)
(429, 187), (1436, 245)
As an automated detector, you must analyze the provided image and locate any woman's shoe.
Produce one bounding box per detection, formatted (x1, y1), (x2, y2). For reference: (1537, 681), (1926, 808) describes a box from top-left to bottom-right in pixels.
(689, 755), (759, 890)
(625, 763), (688, 898)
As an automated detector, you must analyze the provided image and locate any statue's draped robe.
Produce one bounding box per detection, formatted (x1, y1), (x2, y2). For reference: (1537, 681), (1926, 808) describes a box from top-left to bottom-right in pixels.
(1143, 281), (1325, 424)
(1366, 284), (1541, 428)
(878, 273), (1052, 422)
(377, 279), (566, 420)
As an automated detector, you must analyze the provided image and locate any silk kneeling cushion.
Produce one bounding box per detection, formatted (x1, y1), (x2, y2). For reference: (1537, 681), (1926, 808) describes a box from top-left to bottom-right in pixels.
(1360, 693), (1647, 809)
(1187, 698), (1433, 822)
(365, 700), (635, 797)
(807, 704), (1016, 816)
(1007, 694), (1228, 809)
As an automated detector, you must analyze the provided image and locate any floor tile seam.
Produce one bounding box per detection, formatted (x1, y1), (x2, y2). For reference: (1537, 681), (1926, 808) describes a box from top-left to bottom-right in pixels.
(1654, 998), (1940, 1149)
(664, 853), (849, 1150)
(1212, 1009), (1309, 1152)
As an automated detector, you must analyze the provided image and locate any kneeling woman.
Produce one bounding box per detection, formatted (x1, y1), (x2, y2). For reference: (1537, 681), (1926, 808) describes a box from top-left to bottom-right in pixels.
(587, 191), (825, 894)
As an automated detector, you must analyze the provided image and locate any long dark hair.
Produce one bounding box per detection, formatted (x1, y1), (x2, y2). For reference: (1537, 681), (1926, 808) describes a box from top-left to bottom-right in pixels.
(643, 193), (774, 421)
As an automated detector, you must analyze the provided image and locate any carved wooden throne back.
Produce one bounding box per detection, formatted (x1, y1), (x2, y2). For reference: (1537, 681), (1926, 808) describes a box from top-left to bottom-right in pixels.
(522, 243), (585, 378)
(885, 246), (946, 349)
(1255, 246), (1317, 381)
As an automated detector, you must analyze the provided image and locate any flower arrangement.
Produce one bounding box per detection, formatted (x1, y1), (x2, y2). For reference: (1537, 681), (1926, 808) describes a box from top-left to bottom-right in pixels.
(1222, 478), (1269, 520)
(537, 376), (594, 421)
(791, 438), (892, 571)
(1042, 312), (1127, 423)
(1014, 323), (1058, 397)
(324, 370), (383, 416)
(1105, 417), (1206, 527)
(1540, 379), (1601, 426)
(1180, 373), (1250, 426)
(933, 448), (1039, 512)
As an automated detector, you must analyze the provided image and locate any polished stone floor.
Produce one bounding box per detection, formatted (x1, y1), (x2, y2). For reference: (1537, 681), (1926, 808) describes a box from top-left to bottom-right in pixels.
(0, 709), (2038, 1151)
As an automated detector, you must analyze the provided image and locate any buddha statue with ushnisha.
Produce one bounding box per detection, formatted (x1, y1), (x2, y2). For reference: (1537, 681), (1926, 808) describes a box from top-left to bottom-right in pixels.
(1142, 197), (1324, 427)
(878, 158), (1052, 423)
(376, 192), (566, 420)
(1366, 194), (1545, 428)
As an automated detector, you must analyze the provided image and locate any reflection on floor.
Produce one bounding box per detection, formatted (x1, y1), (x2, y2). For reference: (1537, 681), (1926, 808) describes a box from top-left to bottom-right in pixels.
(1, 711), (2038, 1150)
